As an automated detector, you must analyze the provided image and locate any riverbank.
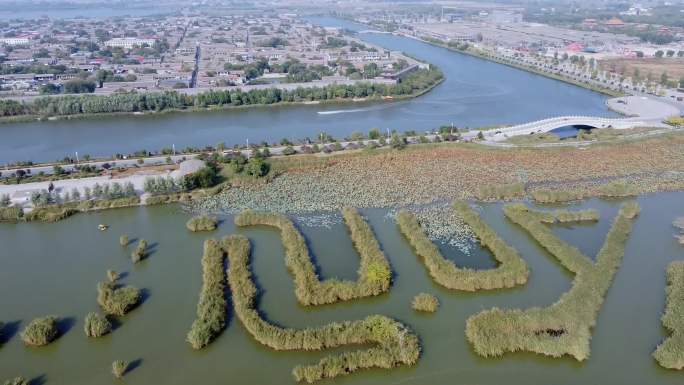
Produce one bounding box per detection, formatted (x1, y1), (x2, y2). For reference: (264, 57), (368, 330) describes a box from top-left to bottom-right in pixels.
(194, 131), (684, 215)
(0, 68), (444, 124)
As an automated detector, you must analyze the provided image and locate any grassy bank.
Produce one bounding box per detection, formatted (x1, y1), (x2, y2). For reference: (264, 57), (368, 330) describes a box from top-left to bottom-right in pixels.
(465, 202), (639, 360)
(234, 208), (391, 305)
(223, 234), (420, 383)
(653, 261), (684, 369)
(395, 201), (528, 291)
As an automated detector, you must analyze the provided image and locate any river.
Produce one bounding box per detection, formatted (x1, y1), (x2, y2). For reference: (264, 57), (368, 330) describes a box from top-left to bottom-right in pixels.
(0, 17), (616, 164)
(0, 193), (682, 384)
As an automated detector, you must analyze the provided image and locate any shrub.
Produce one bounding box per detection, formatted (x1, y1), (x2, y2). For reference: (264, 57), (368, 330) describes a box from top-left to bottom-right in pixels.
(20, 316), (59, 346)
(187, 239), (228, 349)
(0, 206), (23, 221)
(186, 215), (218, 232)
(234, 208), (391, 305)
(395, 201), (528, 291)
(531, 188), (585, 204)
(84, 312), (112, 338)
(474, 183), (525, 201)
(412, 293), (439, 312)
(653, 261), (684, 369)
(119, 235), (129, 247)
(598, 181), (638, 198)
(282, 146), (296, 156)
(131, 239), (147, 263)
(97, 281), (141, 316)
(223, 235), (420, 383)
(465, 202), (639, 360)
(112, 360), (129, 379)
(107, 269), (119, 283)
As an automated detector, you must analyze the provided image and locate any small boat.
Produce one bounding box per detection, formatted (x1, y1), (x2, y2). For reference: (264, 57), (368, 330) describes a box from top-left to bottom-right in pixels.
(98, 224), (109, 231)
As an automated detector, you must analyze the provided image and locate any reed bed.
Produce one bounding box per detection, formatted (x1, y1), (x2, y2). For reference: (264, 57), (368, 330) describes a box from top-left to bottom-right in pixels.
(224, 235), (420, 383)
(465, 202), (639, 360)
(0, 206), (23, 222)
(187, 239), (228, 350)
(653, 261), (684, 369)
(234, 208), (391, 305)
(395, 201), (528, 291)
(84, 312), (112, 338)
(119, 235), (129, 247)
(530, 189), (586, 204)
(130, 239), (147, 263)
(20, 316), (59, 346)
(473, 183), (525, 201)
(112, 360), (129, 379)
(597, 181), (638, 197)
(186, 215), (219, 232)
(97, 281), (141, 316)
(412, 293), (439, 313)
(554, 209), (600, 223)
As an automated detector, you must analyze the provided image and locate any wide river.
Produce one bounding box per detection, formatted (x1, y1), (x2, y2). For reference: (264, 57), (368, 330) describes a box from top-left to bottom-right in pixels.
(1, 193), (682, 384)
(0, 17), (617, 164)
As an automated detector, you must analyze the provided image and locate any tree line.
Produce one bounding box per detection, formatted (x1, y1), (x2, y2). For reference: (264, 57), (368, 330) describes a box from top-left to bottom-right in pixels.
(0, 68), (443, 118)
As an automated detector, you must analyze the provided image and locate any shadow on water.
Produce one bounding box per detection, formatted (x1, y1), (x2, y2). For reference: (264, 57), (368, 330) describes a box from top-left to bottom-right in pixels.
(0, 320), (22, 344)
(56, 317), (76, 338)
(28, 375), (47, 385)
(124, 359), (143, 376)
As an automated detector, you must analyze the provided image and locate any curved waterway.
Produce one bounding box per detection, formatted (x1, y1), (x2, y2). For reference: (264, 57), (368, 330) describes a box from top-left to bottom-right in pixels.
(0, 17), (616, 163)
(0, 193), (682, 384)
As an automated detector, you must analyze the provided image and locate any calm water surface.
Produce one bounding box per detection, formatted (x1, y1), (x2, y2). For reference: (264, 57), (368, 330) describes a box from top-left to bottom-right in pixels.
(0, 17), (616, 164)
(0, 192), (682, 384)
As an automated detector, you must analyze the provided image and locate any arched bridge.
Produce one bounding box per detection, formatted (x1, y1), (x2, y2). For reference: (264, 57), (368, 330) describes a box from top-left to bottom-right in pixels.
(478, 116), (650, 142)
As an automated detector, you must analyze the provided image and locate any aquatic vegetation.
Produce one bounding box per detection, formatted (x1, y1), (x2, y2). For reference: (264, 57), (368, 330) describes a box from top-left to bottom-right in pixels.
(97, 281), (141, 316)
(395, 201), (528, 291)
(186, 215), (219, 232)
(119, 235), (129, 247)
(554, 209), (600, 223)
(0, 206), (23, 222)
(598, 181), (638, 197)
(531, 188), (586, 204)
(24, 206), (78, 222)
(3, 377), (28, 385)
(674, 217), (684, 245)
(84, 312), (112, 338)
(187, 239), (228, 350)
(653, 261), (684, 369)
(107, 269), (119, 283)
(224, 235), (420, 383)
(20, 316), (59, 346)
(130, 239), (147, 263)
(465, 202), (639, 360)
(112, 360), (129, 379)
(234, 208), (391, 305)
(412, 293), (439, 313)
(474, 183), (525, 201)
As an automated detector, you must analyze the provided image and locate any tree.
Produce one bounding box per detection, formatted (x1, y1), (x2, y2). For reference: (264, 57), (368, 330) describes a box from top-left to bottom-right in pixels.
(368, 128), (381, 139)
(246, 158), (270, 177)
(635, 51), (644, 58)
(680, 77), (684, 89)
(655, 50), (664, 58)
(661, 72), (669, 86)
(389, 133), (406, 150)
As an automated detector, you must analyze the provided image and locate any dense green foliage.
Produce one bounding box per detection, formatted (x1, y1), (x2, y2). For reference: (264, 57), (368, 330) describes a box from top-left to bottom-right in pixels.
(224, 235), (420, 383)
(97, 281), (141, 316)
(412, 293), (439, 313)
(234, 208), (391, 305)
(186, 215), (218, 232)
(531, 188), (586, 204)
(3, 377), (28, 385)
(84, 312), (112, 338)
(187, 239), (228, 350)
(466, 202), (639, 360)
(20, 316), (59, 346)
(0, 206), (23, 222)
(119, 235), (129, 247)
(598, 181), (638, 197)
(396, 201), (528, 291)
(0, 68), (442, 118)
(653, 261), (684, 369)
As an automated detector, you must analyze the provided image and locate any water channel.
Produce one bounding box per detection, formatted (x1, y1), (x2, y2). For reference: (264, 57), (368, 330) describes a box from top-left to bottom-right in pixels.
(0, 17), (617, 164)
(0, 192), (682, 384)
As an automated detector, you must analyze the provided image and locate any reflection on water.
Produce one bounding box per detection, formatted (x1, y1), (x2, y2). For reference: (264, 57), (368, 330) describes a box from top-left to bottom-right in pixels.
(0, 193), (682, 384)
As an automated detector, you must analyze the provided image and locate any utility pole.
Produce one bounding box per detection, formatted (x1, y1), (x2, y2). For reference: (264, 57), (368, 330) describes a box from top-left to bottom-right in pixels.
(75, 151), (79, 163)
(172, 144), (176, 155)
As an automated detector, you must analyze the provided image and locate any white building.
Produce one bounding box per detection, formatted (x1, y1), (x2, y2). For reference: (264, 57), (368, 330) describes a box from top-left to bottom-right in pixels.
(105, 38), (156, 49)
(0, 38), (30, 46)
